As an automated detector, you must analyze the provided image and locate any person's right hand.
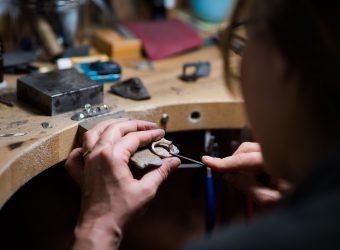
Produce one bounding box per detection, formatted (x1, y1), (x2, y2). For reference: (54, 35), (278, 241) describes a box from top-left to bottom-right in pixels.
(202, 142), (291, 206)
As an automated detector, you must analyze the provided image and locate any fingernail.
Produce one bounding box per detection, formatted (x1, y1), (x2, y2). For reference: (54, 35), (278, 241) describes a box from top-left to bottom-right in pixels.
(170, 157), (181, 166)
(202, 156), (214, 162)
(155, 130), (165, 140)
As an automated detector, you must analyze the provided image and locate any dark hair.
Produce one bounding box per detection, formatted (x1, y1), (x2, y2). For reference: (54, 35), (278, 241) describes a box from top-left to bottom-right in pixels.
(223, 0), (340, 125)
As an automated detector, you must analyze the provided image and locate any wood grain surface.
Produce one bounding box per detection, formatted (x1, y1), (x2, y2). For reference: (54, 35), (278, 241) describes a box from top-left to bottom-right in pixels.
(0, 45), (246, 208)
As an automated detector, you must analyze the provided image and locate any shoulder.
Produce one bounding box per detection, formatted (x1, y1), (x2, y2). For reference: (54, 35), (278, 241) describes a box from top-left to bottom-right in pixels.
(184, 191), (340, 250)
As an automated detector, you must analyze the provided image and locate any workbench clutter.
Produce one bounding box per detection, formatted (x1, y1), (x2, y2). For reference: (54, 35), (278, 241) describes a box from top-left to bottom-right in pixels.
(17, 68), (103, 115)
(191, 0), (234, 22)
(0, 0), (223, 116)
(93, 18), (202, 60)
(78, 60), (122, 83)
(180, 61), (211, 82)
(0, 0), (86, 60)
(0, 40), (5, 90)
(110, 77), (151, 100)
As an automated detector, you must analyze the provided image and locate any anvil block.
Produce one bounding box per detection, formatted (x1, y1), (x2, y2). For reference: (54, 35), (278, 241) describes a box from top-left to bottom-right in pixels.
(17, 69), (103, 115)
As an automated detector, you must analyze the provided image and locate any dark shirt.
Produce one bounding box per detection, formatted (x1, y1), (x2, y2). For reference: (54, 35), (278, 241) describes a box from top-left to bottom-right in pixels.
(186, 148), (340, 249)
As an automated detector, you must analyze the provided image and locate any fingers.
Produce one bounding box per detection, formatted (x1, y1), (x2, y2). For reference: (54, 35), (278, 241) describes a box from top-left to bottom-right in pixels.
(233, 142), (261, 155)
(276, 179), (293, 193)
(224, 173), (282, 205)
(109, 129), (166, 179)
(140, 157), (181, 192)
(82, 118), (129, 150)
(111, 129), (165, 162)
(202, 151), (263, 172)
(251, 187), (282, 205)
(86, 129), (165, 181)
(65, 148), (84, 186)
(83, 119), (158, 150)
(97, 120), (159, 148)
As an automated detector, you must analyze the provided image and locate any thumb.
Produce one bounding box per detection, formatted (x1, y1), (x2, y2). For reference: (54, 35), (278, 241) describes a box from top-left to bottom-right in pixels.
(202, 152), (263, 172)
(140, 157), (181, 189)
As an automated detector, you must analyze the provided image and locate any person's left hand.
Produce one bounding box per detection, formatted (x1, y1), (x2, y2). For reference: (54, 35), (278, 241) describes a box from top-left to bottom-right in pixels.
(65, 119), (180, 249)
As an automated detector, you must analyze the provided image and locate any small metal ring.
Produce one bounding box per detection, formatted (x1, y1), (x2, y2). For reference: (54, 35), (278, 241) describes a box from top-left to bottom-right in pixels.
(82, 149), (92, 159)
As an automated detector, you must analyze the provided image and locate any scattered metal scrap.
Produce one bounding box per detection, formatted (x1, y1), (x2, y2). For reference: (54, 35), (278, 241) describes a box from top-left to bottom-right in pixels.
(179, 61), (210, 82)
(71, 104), (111, 121)
(0, 132), (26, 138)
(133, 60), (154, 71)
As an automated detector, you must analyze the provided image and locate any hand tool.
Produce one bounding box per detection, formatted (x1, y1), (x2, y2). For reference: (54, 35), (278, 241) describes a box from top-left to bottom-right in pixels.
(204, 131), (217, 234)
(168, 152), (205, 167)
(0, 38), (4, 84)
(90, 0), (142, 59)
(91, 0), (135, 39)
(34, 16), (63, 58)
(151, 139), (205, 167)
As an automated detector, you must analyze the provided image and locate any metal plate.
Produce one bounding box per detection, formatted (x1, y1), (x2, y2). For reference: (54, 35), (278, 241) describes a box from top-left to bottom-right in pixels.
(17, 68), (103, 115)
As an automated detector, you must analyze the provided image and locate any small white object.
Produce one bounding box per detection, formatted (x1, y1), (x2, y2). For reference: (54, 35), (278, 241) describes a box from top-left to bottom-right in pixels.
(57, 58), (73, 70)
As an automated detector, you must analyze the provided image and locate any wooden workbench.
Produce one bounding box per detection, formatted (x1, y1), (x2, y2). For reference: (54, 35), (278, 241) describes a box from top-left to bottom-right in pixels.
(0, 45), (246, 208)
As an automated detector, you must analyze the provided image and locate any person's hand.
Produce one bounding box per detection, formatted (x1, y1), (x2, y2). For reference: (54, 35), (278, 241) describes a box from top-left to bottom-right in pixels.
(65, 119), (180, 250)
(202, 142), (291, 206)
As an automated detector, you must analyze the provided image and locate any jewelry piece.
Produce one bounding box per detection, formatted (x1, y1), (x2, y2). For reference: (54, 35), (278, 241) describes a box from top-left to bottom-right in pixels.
(83, 149), (92, 158)
(151, 138), (179, 158)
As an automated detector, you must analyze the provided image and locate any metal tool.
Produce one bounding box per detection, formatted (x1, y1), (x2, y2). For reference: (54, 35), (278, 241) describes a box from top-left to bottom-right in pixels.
(204, 131), (218, 234)
(169, 152), (205, 167)
(178, 163), (204, 169)
(91, 0), (135, 39)
(160, 113), (169, 131)
(0, 38), (8, 89)
(133, 61), (154, 71)
(152, 140), (205, 167)
(0, 38), (4, 85)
